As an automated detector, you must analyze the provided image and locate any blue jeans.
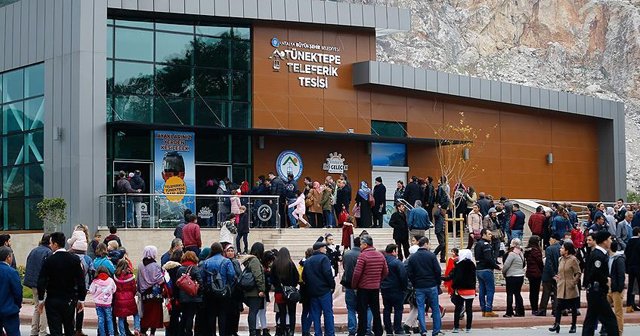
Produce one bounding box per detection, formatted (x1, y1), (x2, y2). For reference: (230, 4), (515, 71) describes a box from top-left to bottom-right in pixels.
(310, 292), (335, 336)
(96, 306), (114, 336)
(301, 299), (312, 333)
(382, 290), (405, 334)
(415, 287), (441, 335)
(118, 315), (140, 335)
(0, 313), (20, 336)
(324, 210), (335, 228)
(345, 289), (372, 335)
(287, 199), (298, 227)
(511, 230), (523, 242)
(477, 269), (496, 312)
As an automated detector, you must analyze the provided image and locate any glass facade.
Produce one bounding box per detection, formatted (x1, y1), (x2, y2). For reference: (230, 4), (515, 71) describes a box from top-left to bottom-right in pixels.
(0, 63), (45, 230)
(106, 19), (252, 184)
(106, 19), (251, 127)
(371, 120), (407, 138)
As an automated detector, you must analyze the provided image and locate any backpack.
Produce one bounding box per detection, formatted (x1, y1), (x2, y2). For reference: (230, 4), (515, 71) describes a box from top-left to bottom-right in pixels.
(203, 260), (231, 298)
(283, 285), (300, 303)
(239, 266), (257, 291)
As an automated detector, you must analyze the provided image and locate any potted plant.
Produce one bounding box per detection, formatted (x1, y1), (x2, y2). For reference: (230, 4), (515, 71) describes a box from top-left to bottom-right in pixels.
(36, 198), (67, 233)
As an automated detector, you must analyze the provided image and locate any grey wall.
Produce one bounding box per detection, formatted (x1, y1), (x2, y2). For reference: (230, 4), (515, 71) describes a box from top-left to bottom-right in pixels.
(0, 0), (107, 234)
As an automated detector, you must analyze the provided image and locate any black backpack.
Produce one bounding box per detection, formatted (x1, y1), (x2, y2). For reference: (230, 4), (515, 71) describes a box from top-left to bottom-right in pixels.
(239, 266), (256, 291)
(203, 260), (231, 298)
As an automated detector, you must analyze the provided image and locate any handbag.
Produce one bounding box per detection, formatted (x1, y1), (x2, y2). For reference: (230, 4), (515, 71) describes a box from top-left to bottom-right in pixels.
(352, 204), (361, 218)
(283, 285), (301, 303)
(176, 266), (199, 297)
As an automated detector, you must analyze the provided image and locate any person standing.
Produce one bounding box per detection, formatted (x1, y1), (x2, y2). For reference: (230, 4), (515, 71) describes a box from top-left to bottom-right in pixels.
(236, 206), (251, 254)
(137, 246), (165, 336)
(0, 246), (22, 336)
(432, 206), (447, 263)
(444, 249), (476, 333)
(389, 203), (410, 260)
(201, 243), (236, 336)
(524, 235), (544, 314)
(321, 184), (335, 228)
(308, 182), (324, 228)
(103, 226), (122, 248)
(243, 243), (267, 336)
(582, 231), (619, 336)
(408, 201), (430, 238)
(407, 237), (444, 336)
(394, 181), (405, 204)
(271, 247), (300, 336)
(528, 206), (546, 237)
(381, 244), (408, 336)
(625, 227), (640, 312)
(474, 229), (500, 317)
(284, 173), (300, 228)
(37, 232), (87, 336)
(607, 240), (626, 336)
(502, 238), (525, 317)
(342, 237), (370, 336)
(129, 170), (146, 227)
(372, 177), (387, 228)
(88, 266), (117, 336)
(182, 214), (202, 256)
(549, 242), (581, 334)
(404, 177), (421, 209)
(355, 181), (373, 228)
(535, 233), (562, 316)
(23, 234), (51, 336)
(302, 242), (336, 336)
(351, 235), (388, 336)
(175, 251), (203, 336)
(466, 204), (483, 249)
(509, 203), (526, 242)
(161, 238), (183, 267)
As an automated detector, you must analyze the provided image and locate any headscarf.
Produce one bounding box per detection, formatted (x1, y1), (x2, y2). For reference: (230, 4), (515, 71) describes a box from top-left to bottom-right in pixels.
(219, 180), (227, 192)
(457, 249), (473, 263)
(409, 245), (419, 255)
(142, 245), (158, 266)
(358, 181), (371, 200)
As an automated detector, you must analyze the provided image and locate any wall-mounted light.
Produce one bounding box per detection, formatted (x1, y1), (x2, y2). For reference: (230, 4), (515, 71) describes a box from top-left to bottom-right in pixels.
(53, 126), (63, 141)
(347, 128), (354, 134)
(546, 153), (553, 165)
(462, 148), (470, 161)
(317, 127), (324, 132)
(258, 136), (265, 150)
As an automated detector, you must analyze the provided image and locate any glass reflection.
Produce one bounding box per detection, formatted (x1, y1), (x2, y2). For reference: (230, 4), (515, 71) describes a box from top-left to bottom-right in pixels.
(156, 32), (194, 65)
(115, 28), (153, 61)
(114, 61), (153, 95)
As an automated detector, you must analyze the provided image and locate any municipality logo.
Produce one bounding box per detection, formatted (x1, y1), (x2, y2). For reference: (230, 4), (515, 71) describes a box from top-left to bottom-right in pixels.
(271, 37), (280, 48)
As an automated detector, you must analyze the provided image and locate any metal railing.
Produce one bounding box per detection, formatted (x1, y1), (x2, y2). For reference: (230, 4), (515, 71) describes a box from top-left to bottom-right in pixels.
(98, 193), (281, 229)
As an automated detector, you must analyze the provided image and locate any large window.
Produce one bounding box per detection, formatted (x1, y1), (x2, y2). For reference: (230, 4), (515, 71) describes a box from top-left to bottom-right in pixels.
(371, 120), (407, 138)
(106, 19), (251, 128)
(0, 63), (45, 230)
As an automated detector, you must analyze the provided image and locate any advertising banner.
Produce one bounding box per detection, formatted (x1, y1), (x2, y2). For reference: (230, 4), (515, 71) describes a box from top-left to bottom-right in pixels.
(154, 131), (196, 222)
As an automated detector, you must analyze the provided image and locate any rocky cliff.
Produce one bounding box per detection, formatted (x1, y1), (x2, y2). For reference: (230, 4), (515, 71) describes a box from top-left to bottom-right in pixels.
(350, 0), (640, 192)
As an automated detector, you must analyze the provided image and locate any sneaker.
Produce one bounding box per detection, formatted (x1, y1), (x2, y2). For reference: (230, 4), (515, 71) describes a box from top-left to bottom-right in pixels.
(465, 329), (471, 333)
(627, 306), (635, 313)
(433, 332), (446, 336)
(484, 311), (498, 317)
(403, 325), (411, 335)
(413, 327), (421, 334)
(452, 329), (459, 334)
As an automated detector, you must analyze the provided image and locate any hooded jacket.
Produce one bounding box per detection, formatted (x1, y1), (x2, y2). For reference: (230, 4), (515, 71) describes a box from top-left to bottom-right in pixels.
(114, 273), (138, 317)
(89, 275), (117, 307)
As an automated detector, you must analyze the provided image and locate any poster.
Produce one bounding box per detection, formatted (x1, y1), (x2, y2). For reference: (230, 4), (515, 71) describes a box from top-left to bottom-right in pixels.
(154, 131), (196, 218)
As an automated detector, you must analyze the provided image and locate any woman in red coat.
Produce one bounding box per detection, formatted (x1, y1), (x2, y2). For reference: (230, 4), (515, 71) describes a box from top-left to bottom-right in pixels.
(114, 258), (140, 336)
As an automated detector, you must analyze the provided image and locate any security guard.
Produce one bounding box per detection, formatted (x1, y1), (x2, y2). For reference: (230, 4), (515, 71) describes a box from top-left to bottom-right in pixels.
(582, 231), (619, 336)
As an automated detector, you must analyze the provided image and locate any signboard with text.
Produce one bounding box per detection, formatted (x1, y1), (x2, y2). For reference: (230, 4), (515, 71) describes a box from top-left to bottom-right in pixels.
(269, 37), (341, 89)
(154, 131), (196, 214)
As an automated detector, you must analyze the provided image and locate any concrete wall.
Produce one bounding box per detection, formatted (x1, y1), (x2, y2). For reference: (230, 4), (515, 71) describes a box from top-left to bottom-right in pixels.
(0, 0), (108, 235)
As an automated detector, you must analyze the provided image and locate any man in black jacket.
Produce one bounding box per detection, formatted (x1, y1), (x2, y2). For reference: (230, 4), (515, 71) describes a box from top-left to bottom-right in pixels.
(582, 231), (619, 336)
(625, 227), (640, 312)
(476, 192), (491, 217)
(129, 169), (146, 227)
(372, 177), (387, 228)
(403, 176), (421, 209)
(407, 237), (443, 336)
(474, 229), (500, 317)
(389, 203), (410, 261)
(381, 244), (408, 336)
(608, 240), (625, 336)
(37, 232), (87, 336)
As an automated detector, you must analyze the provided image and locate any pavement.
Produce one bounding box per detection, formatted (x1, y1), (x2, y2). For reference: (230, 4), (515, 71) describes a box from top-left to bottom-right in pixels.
(19, 324), (640, 336)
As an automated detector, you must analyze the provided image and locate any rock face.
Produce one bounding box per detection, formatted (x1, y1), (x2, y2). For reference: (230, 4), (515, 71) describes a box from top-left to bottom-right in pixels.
(349, 0), (640, 193)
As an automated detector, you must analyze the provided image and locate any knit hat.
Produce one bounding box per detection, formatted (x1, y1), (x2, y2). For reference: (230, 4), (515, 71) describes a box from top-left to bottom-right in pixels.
(313, 242), (327, 250)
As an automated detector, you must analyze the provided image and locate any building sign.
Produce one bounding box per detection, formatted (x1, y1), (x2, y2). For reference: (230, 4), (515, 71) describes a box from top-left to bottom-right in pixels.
(269, 37), (341, 89)
(154, 131), (196, 212)
(276, 150), (303, 181)
(257, 204), (273, 222)
(323, 152), (349, 174)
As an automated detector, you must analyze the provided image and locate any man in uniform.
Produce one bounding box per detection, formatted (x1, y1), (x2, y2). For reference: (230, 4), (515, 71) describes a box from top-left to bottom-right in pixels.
(582, 231), (619, 336)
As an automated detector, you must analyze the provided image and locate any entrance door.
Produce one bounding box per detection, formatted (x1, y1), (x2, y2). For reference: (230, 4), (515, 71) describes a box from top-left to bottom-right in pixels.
(195, 164), (231, 192)
(372, 166), (409, 227)
(195, 164), (231, 225)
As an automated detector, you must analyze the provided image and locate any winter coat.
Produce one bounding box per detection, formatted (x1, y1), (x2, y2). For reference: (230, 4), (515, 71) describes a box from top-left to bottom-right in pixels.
(341, 247), (361, 289)
(237, 212), (250, 234)
(67, 230), (88, 252)
(176, 263), (204, 303)
(408, 206), (430, 230)
(320, 188), (333, 211)
(625, 236), (640, 274)
(388, 211), (409, 241)
(502, 249), (526, 278)
(0, 262), (21, 317)
(406, 248), (442, 289)
(93, 256), (116, 276)
(474, 238), (499, 270)
(308, 189), (323, 214)
(182, 222), (202, 248)
(351, 246), (389, 290)
(220, 220), (237, 244)
(403, 182), (421, 208)
(524, 246), (544, 279)
(372, 184), (386, 214)
(610, 252), (626, 293)
(449, 259), (477, 291)
(114, 273), (138, 317)
(302, 251), (335, 298)
(230, 196), (242, 215)
(23, 244), (52, 288)
(129, 175), (145, 202)
(242, 255), (266, 298)
(89, 277), (117, 307)
(556, 255), (581, 299)
(380, 254), (408, 293)
(528, 212), (546, 236)
(542, 242), (562, 282)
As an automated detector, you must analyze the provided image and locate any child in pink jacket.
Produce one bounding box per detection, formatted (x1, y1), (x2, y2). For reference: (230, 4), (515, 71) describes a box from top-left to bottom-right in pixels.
(89, 266), (117, 336)
(288, 190), (309, 226)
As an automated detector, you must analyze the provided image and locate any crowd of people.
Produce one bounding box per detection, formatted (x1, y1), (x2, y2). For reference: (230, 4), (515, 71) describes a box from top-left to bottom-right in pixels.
(3, 178), (640, 336)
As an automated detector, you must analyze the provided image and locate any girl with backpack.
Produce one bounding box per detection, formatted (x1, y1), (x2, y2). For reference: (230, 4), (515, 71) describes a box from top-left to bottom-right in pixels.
(114, 259), (141, 336)
(175, 251), (203, 336)
(271, 247), (300, 336)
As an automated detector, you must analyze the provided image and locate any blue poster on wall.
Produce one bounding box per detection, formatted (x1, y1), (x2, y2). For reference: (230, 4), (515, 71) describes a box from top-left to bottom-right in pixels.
(154, 131), (196, 225)
(371, 143), (407, 166)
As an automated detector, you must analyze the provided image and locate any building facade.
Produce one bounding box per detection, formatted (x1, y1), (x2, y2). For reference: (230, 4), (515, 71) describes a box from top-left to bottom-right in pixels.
(0, 0), (626, 234)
